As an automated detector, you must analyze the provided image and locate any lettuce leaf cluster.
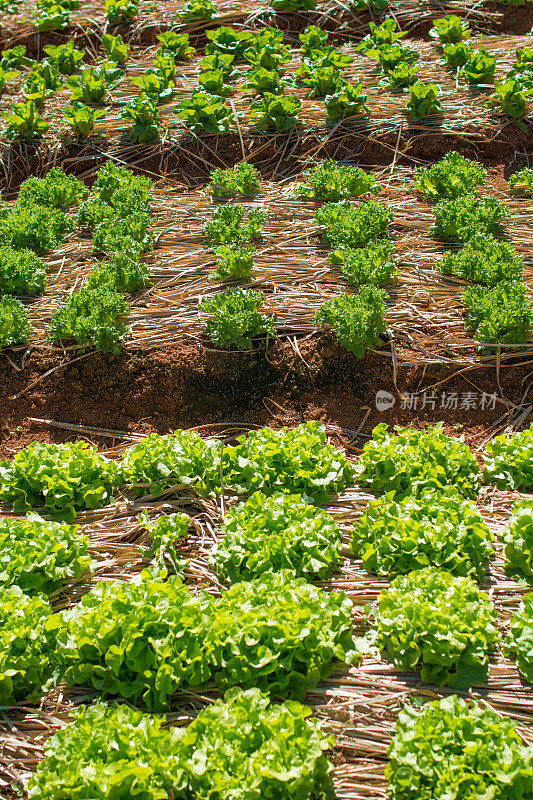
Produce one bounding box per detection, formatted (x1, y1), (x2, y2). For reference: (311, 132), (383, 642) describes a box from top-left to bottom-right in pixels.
(221, 421), (355, 504)
(0, 441), (119, 521)
(0, 586), (58, 704)
(437, 232), (523, 286)
(484, 423), (533, 490)
(414, 151), (486, 202)
(209, 571), (357, 697)
(27, 688), (335, 800)
(298, 160), (380, 201)
(0, 513), (93, 595)
(120, 429), (222, 497)
(387, 695), (533, 800)
(372, 567), (500, 687)
(506, 592), (533, 683)
(352, 489), (493, 581)
(211, 490), (342, 583)
(502, 498), (533, 581)
(57, 570), (213, 710)
(357, 423), (481, 500)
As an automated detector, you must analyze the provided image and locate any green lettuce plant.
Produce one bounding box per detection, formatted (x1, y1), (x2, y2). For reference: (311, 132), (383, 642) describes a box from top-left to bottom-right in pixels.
(414, 151), (486, 202)
(244, 42), (291, 72)
(372, 44), (419, 73)
(86, 251), (150, 293)
(48, 285), (130, 352)
(0, 246), (47, 295)
(430, 194), (510, 241)
(405, 82), (443, 120)
(28, 689), (335, 800)
(0, 514), (93, 595)
(156, 31), (195, 61)
(315, 287), (387, 357)
(462, 280), (532, 353)
(371, 567), (500, 687)
(180, 0), (220, 19)
(387, 695), (533, 800)
(27, 701), (187, 799)
(0, 587), (58, 704)
(121, 94), (160, 143)
(379, 63), (420, 89)
(487, 79), (531, 120)
(63, 103), (105, 139)
(484, 423), (533, 490)
(57, 570), (213, 709)
(209, 162), (260, 197)
(243, 67), (293, 95)
(325, 83), (370, 120)
(211, 245), (255, 281)
(105, 0), (138, 22)
(299, 161), (380, 201)
(357, 422), (481, 499)
(202, 205), (268, 246)
(352, 489), (493, 580)
(205, 27), (253, 59)
(509, 167), (533, 196)
(139, 510), (191, 571)
(211, 490), (342, 583)
(0, 46), (34, 70)
(442, 41), (472, 70)
(501, 499), (533, 581)
(22, 72), (48, 106)
(463, 47), (496, 85)
(220, 421), (355, 503)
(0, 203), (72, 253)
(315, 200), (394, 248)
(199, 288), (276, 349)
(299, 25), (328, 54)
(174, 91), (233, 134)
(18, 168), (88, 209)
(0, 295), (30, 348)
(199, 52), (239, 80)
(120, 429), (222, 497)
(436, 233), (523, 285)
(357, 19), (406, 54)
(102, 33), (130, 66)
(331, 241), (398, 286)
(429, 15), (470, 44)
(506, 593), (533, 683)
(0, 66), (19, 95)
(270, 0), (316, 9)
(35, 2), (70, 31)
(0, 440), (118, 520)
(298, 46), (353, 77)
(249, 93), (301, 131)
(209, 571), (356, 697)
(43, 41), (84, 74)
(2, 100), (49, 141)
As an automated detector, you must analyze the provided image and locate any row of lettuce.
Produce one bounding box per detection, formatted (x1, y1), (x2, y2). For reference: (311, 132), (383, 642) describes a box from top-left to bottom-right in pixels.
(2, 0), (395, 33)
(2, 419), (533, 797)
(1, 16), (531, 145)
(1, 154), (532, 354)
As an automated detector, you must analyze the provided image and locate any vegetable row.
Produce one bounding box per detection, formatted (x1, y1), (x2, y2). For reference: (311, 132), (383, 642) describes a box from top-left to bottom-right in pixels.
(0, 17), (530, 145)
(2, 152), (532, 355)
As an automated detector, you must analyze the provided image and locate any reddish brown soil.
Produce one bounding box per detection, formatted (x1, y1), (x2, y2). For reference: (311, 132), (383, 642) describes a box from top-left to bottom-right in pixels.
(2, 335), (532, 458)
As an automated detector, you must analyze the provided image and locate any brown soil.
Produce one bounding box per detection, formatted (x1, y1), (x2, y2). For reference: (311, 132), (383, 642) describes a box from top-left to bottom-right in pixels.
(2, 335), (532, 458)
